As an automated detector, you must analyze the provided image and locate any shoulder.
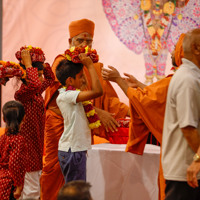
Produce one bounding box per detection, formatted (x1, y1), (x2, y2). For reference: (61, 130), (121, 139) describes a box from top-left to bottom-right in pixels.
(57, 89), (80, 102)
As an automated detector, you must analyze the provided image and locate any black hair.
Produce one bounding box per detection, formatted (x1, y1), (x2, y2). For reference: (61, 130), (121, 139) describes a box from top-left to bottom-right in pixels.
(20, 61), (44, 71)
(3, 100), (25, 135)
(57, 180), (92, 200)
(56, 59), (83, 86)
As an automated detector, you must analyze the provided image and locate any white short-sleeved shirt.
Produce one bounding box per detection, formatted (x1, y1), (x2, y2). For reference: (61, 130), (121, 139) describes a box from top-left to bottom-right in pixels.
(162, 58), (200, 181)
(56, 88), (91, 152)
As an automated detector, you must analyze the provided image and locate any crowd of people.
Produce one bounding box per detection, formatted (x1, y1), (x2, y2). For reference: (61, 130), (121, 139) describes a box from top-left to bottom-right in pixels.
(0, 17), (200, 200)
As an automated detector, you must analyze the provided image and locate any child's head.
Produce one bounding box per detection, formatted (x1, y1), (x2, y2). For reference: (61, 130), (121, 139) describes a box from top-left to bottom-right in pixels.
(3, 100), (25, 135)
(15, 46), (45, 84)
(56, 59), (85, 89)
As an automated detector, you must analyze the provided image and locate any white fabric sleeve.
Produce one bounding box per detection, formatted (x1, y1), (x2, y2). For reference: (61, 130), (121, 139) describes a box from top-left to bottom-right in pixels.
(176, 86), (200, 129)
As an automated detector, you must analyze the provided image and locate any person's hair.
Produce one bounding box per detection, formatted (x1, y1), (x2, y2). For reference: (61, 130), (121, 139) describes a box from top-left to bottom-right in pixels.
(56, 59), (83, 86)
(57, 180), (92, 200)
(20, 61), (44, 71)
(3, 100), (25, 135)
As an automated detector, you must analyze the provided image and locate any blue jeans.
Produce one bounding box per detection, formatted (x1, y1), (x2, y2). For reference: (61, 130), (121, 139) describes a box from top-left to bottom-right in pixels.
(58, 148), (87, 183)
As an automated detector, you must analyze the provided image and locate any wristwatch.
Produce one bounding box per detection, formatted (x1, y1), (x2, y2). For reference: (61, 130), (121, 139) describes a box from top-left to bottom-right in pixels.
(193, 153), (200, 162)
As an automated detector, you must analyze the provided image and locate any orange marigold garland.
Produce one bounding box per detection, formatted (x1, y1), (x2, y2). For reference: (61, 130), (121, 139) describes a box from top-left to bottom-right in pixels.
(15, 45), (46, 63)
(65, 85), (101, 129)
(0, 61), (26, 85)
(64, 46), (99, 63)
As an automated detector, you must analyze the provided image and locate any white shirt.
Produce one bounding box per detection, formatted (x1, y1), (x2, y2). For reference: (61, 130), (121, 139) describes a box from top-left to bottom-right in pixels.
(56, 88), (91, 152)
(162, 58), (200, 181)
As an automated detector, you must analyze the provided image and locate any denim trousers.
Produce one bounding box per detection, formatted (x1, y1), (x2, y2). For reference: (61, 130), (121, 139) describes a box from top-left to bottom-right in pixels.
(58, 148), (87, 183)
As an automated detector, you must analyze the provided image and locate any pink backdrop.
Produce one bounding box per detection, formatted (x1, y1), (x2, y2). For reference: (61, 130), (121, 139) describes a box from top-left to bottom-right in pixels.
(2, 0), (173, 126)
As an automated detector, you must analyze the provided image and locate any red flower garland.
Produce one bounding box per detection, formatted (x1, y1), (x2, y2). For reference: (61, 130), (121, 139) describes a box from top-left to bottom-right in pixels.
(64, 46), (99, 63)
(0, 61), (26, 85)
(15, 45), (46, 63)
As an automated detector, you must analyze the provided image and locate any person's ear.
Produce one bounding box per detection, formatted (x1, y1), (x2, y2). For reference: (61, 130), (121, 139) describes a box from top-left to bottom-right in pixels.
(69, 38), (72, 47)
(192, 43), (200, 55)
(66, 77), (74, 86)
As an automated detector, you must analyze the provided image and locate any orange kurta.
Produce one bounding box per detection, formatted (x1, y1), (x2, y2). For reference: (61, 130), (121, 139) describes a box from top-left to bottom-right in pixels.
(126, 75), (172, 200)
(40, 54), (129, 200)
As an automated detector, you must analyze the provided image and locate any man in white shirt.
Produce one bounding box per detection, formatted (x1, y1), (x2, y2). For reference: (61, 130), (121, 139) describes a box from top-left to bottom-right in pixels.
(162, 28), (200, 199)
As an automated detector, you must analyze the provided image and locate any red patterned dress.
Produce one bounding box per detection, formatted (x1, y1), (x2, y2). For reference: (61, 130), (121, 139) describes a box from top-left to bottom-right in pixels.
(14, 66), (54, 172)
(0, 134), (27, 200)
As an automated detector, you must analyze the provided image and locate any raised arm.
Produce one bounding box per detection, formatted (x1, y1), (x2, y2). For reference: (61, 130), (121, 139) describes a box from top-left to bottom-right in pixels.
(76, 54), (103, 102)
(102, 66), (129, 96)
(40, 63), (55, 94)
(15, 50), (42, 102)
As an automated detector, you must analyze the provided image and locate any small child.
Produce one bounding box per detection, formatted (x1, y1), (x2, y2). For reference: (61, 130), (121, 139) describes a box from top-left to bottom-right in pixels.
(0, 100), (27, 200)
(14, 47), (55, 199)
(56, 53), (103, 183)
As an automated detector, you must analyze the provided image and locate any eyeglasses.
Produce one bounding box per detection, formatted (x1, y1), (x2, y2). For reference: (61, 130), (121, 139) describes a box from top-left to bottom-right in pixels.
(75, 38), (93, 45)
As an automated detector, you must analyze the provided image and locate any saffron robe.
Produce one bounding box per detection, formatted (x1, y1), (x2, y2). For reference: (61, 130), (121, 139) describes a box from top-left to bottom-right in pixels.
(126, 75), (172, 200)
(41, 54), (129, 200)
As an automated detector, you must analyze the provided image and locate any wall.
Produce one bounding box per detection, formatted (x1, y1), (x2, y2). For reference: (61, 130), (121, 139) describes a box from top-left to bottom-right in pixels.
(2, 0), (173, 126)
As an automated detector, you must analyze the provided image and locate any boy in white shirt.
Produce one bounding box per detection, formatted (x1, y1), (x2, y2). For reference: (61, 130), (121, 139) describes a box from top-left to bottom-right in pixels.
(56, 53), (103, 183)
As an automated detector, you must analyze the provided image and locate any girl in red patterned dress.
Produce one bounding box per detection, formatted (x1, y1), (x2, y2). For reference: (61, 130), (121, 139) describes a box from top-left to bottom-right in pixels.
(14, 47), (55, 199)
(0, 100), (27, 200)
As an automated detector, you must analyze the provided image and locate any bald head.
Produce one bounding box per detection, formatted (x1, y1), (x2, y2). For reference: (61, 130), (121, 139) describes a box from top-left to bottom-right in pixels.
(183, 29), (200, 55)
(182, 29), (200, 67)
(57, 181), (92, 200)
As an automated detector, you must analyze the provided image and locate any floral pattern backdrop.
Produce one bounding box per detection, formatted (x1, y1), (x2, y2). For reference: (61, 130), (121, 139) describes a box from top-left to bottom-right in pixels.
(102, 0), (200, 84)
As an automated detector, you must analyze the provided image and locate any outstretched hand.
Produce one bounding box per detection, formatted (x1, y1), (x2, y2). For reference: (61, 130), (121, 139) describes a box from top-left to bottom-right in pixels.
(78, 53), (93, 68)
(95, 108), (120, 132)
(123, 73), (146, 89)
(123, 73), (139, 88)
(21, 49), (32, 69)
(102, 66), (121, 82)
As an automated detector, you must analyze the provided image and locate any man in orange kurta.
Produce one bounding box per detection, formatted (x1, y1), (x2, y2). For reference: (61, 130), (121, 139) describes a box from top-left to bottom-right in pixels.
(102, 34), (185, 200)
(40, 19), (129, 200)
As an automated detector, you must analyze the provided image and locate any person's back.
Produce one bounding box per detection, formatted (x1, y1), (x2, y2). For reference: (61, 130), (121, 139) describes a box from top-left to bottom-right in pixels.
(0, 100), (27, 200)
(14, 47), (55, 199)
(162, 28), (200, 200)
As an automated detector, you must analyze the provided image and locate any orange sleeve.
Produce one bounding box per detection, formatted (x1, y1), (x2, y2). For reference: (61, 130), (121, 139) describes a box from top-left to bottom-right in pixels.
(84, 62), (129, 139)
(126, 76), (172, 154)
(92, 62), (129, 119)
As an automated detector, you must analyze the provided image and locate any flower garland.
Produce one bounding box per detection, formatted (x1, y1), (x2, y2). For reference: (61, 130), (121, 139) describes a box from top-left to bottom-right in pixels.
(64, 46), (99, 63)
(0, 61), (26, 85)
(65, 85), (101, 129)
(15, 45), (46, 63)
